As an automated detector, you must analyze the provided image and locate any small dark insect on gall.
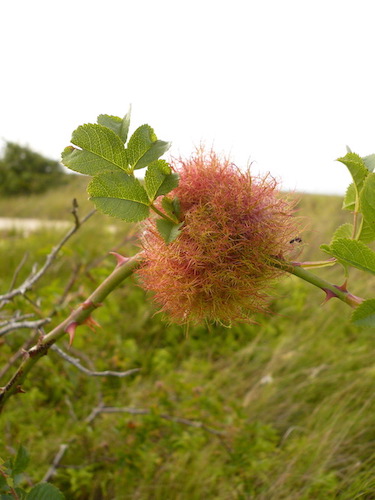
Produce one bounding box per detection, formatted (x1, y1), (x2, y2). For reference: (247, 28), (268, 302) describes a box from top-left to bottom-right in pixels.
(289, 237), (302, 244)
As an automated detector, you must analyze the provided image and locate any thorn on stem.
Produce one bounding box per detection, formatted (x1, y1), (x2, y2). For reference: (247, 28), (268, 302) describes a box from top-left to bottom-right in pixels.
(65, 322), (78, 347)
(83, 316), (101, 332)
(65, 315), (100, 347)
(322, 288), (338, 305)
(336, 280), (348, 293)
(323, 281), (349, 303)
(109, 252), (130, 267)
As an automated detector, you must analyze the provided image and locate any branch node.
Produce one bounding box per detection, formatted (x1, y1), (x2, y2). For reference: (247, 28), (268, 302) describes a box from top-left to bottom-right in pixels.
(71, 198), (80, 228)
(81, 300), (103, 310)
(21, 349), (29, 359)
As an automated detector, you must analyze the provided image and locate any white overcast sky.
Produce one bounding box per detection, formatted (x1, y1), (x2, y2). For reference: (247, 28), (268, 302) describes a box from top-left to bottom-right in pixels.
(1, 0), (374, 194)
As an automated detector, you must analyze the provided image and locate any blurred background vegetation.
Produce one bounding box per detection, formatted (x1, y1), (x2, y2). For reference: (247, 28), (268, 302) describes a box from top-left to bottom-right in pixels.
(0, 141), (67, 196)
(0, 148), (374, 499)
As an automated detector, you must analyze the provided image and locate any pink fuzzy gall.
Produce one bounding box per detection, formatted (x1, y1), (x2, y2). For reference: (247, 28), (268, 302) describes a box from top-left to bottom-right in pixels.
(137, 150), (301, 324)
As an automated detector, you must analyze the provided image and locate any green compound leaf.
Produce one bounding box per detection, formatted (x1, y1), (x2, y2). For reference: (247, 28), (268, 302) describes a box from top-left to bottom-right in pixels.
(97, 114), (122, 136)
(97, 107), (131, 143)
(337, 152), (369, 193)
(62, 123), (129, 176)
(321, 224), (353, 259)
(126, 125), (171, 170)
(62, 146), (119, 176)
(144, 160), (179, 201)
(135, 140), (171, 171)
(144, 160), (170, 200)
(126, 124), (155, 168)
(88, 171), (150, 222)
(328, 238), (375, 275)
(26, 482), (65, 500)
(352, 299), (375, 328)
(359, 172), (375, 242)
(156, 219), (184, 244)
(155, 171), (179, 198)
(342, 183), (356, 211)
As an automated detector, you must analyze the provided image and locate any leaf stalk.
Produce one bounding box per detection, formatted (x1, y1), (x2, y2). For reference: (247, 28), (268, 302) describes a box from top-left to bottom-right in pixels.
(274, 258), (364, 308)
(150, 203), (179, 224)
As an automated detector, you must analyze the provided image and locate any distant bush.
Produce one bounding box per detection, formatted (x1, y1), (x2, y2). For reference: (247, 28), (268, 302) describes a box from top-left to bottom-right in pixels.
(0, 141), (67, 196)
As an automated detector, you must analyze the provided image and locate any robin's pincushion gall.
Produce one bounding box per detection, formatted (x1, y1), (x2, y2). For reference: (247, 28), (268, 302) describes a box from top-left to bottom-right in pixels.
(138, 150), (300, 324)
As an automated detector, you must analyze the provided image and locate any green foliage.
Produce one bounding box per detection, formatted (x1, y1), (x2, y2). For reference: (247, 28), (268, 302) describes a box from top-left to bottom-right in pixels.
(87, 171), (150, 222)
(25, 483), (64, 500)
(61, 112), (374, 328)
(337, 152), (369, 193)
(331, 222), (353, 240)
(161, 196), (181, 221)
(322, 238), (375, 275)
(320, 149), (375, 326)
(0, 175), (94, 219)
(144, 160), (179, 202)
(1, 190), (375, 499)
(97, 110), (131, 143)
(62, 124), (129, 175)
(0, 446), (64, 499)
(12, 445), (29, 476)
(126, 124), (170, 171)
(61, 109), (181, 242)
(358, 219), (375, 244)
(342, 183), (356, 211)
(2, 111), (375, 497)
(362, 153), (375, 171)
(360, 173), (375, 238)
(0, 142), (66, 196)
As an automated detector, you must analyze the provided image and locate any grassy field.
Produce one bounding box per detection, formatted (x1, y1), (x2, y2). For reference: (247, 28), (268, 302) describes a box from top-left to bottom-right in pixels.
(1, 176), (374, 499)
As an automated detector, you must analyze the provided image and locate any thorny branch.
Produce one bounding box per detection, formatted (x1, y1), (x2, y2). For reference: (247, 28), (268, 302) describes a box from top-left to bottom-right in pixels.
(84, 402), (225, 436)
(0, 334), (39, 380)
(0, 468), (19, 499)
(0, 318), (50, 337)
(41, 444), (69, 483)
(0, 208), (96, 305)
(40, 403), (226, 482)
(0, 253), (142, 413)
(6, 251), (29, 294)
(51, 345), (140, 378)
(0, 313), (34, 327)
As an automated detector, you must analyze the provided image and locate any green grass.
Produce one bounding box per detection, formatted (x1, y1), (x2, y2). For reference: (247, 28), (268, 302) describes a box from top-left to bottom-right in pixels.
(0, 174), (93, 220)
(0, 183), (374, 499)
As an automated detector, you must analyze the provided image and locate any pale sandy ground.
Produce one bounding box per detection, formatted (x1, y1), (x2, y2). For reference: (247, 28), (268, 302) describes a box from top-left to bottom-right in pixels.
(0, 217), (117, 235)
(0, 217), (70, 234)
